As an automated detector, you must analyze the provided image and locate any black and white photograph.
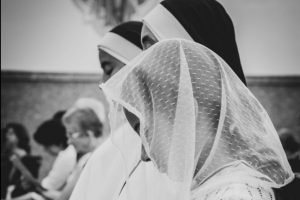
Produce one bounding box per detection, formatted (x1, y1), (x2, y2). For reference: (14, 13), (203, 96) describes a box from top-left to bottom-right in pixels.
(1, 0), (300, 200)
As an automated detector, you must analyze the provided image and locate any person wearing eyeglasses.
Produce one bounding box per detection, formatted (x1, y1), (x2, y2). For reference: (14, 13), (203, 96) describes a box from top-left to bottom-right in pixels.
(50, 98), (107, 200)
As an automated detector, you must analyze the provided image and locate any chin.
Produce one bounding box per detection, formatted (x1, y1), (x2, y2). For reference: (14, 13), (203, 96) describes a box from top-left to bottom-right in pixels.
(141, 155), (151, 162)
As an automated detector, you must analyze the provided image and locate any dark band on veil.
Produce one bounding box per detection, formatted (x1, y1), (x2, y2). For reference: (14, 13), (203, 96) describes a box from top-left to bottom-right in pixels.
(110, 21), (143, 50)
(161, 0), (247, 85)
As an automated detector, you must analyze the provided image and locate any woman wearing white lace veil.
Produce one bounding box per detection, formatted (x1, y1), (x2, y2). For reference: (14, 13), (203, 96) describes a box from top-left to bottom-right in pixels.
(101, 39), (294, 200)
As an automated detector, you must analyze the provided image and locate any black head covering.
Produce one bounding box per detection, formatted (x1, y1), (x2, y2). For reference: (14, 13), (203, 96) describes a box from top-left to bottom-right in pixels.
(161, 0), (246, 85)
(110, 21), (143, 49)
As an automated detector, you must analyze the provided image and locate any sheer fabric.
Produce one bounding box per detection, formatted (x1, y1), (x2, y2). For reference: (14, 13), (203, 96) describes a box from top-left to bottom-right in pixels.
(101, 39), (293, 199)
(143, 0), (247, 85)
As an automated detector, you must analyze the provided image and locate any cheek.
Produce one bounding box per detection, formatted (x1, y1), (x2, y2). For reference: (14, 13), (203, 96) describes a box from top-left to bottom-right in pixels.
(102, 74), (110, 83)
(111, 64), (123, 77)
(76, 138), (90, 149)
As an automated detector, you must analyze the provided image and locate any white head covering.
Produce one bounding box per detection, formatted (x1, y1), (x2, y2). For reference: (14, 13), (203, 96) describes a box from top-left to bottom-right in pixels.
(98, 32), (142, 64)
(66, 98), (106, 123)
(143, 4), (192, 41)
(101, 39), (293, 199)
(143, 0), (247, 85)
(98, 21), (143, 64)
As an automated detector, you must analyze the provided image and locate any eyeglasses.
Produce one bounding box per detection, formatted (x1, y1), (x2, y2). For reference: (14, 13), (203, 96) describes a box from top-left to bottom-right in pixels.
(67, 132), (86, 140)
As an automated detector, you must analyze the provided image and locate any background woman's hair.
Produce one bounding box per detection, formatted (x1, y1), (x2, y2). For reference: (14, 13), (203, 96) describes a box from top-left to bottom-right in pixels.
(63, 108), (103, 138)
(33, 118), (68, 148)
(4, 123), (31, 154)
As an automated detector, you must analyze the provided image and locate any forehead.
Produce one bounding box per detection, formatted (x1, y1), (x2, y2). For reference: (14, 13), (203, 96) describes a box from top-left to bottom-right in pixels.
(99, 49), (124, 64)
(65, 121), (79, 131)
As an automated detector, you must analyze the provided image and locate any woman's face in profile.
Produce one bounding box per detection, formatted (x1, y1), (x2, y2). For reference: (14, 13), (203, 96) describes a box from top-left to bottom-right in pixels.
(99, 49), (125, 83)
(141, 24), (159, 50)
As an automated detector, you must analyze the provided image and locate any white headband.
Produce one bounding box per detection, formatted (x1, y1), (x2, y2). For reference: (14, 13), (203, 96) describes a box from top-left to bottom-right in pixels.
(98, 32), (142, 64)
(143, 4), (193, 41)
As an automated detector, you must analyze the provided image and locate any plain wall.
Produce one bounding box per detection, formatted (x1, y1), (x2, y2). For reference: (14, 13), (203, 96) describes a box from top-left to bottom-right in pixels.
(1, 0), (105, 73)
(1, 0), (300, 75)
(218, 0), (300, 75)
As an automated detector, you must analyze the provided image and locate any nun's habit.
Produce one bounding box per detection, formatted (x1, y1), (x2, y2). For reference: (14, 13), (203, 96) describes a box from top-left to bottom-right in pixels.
(143, 0), (247, 85)
(101, 39), (294, 200)
(69, 21), (151, 200)
(98, 21), (143, 64)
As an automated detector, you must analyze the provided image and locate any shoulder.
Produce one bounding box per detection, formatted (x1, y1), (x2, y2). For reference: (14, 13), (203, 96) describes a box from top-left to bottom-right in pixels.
(55, 145), (77, 165)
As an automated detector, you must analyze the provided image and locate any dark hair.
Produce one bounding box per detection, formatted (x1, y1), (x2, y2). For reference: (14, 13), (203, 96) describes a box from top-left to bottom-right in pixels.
(52, 110), (66, 121)
(4, 123), (31, 154)
(34, 119), (68, 148)
(63, 108), (103, 138)
(279, 130), (300, 154)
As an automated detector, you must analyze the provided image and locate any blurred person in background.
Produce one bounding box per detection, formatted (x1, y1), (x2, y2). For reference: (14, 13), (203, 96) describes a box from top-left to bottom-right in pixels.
(275, 126), (300, 200)
(2, 123), (41, 199)
(33, 111), (77, 194)
(278, 127), (300, 173)
(19, 99), (106, 200)
(1, 128), (8, 199)
(47, 98), (107, 200)
(4, 123), (31, 158)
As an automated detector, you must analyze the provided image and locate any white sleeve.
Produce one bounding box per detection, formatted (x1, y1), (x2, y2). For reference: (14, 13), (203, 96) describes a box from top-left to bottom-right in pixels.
(69, 139), (126, 200)
(42, 145), (77, 191)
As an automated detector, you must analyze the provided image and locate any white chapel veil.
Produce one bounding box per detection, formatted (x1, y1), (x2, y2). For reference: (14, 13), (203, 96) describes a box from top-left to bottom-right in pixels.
(101, 39), (293, 200)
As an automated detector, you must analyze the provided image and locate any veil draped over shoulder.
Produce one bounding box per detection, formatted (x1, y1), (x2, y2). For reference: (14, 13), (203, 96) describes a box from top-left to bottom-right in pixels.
(101, 39), (293, 200)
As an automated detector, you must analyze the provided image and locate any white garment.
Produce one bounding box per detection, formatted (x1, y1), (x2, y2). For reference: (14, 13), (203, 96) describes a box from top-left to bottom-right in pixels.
(70, 122), (172, 200)
(42, 145), (77, 191)
(66, 152), (91, 184)
(69, 123), (142, 200)
(101, 39), (294, 200)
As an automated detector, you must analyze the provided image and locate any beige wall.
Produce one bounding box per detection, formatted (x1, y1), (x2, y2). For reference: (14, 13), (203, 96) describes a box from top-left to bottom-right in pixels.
(218, 0), (300, 75)
(1, 0), (300, 75)
(1, 0), (105, 73)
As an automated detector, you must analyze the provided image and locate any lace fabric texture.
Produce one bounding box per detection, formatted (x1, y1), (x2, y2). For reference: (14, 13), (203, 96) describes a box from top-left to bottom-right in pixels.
(101, 39), (293, 200)
(192, 182), (275, 200)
